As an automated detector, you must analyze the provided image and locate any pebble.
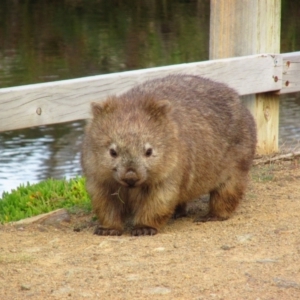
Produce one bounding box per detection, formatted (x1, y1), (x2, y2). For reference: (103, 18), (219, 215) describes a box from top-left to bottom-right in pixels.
(146, 286), (171, 295)
(41, 209), (71, 225)
(11, 209), (70, 226)
(273, 278), (300, 289)
(51, 286), (73, 296)
(256, 258), (277, 263)
(20, 284), (31, 291)
(126, 274), (140, 281)
(236, 234), (253, 243)
(153, 247), (165, 252)
(221, 245), (235, 250)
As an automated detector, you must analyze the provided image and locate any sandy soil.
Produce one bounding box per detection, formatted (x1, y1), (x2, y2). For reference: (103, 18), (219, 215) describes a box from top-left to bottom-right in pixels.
(0, 160), (300, 300)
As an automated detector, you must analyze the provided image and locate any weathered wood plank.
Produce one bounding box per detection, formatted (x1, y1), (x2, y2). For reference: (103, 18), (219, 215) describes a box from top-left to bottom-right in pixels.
(0, 54), (281, 132)
(210, 0), (281, 155)
(280, 52), (300, 94)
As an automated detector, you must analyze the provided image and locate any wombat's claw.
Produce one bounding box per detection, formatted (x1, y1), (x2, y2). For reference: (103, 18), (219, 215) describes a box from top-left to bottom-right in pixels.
(94, 226), (122, 236)
(131, 226), (158, 236)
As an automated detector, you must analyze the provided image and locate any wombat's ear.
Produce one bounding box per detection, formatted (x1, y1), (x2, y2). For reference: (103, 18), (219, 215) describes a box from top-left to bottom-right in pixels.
(91, 102), (103, 116)
(146, 99), (171, 119)
(91, 100), (115, 117)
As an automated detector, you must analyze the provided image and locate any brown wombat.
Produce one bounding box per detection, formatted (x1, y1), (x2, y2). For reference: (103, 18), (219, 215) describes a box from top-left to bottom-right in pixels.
(81, 74), (257, 236)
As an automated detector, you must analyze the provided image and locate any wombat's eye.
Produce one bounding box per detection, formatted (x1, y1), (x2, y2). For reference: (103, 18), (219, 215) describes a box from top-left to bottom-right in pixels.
(109, 148), (118, 158)
(145, 148), (153, 157)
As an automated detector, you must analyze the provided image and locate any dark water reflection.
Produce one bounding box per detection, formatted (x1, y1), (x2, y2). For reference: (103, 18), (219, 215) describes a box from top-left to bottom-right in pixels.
(0, 122), (84, 194)
(0, 0), (300, 194)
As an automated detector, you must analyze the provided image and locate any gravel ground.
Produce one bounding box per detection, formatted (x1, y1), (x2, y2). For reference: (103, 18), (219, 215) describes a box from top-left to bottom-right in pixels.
(0, 160), (300, 300)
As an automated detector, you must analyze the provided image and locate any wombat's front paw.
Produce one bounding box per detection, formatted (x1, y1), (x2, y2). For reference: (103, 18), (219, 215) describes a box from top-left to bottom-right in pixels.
(94, 226), (122, 236)
(131, 226), (157, 236)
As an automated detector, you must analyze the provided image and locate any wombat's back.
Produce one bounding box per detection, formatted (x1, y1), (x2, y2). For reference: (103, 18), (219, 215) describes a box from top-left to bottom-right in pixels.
(128, 75), (251, 137)
(123, 74), (256, 195)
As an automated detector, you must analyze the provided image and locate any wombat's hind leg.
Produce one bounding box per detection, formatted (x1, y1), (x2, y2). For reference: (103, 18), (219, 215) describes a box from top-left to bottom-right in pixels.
(173, 203), (187, 219)
(196, 176), (246, 222)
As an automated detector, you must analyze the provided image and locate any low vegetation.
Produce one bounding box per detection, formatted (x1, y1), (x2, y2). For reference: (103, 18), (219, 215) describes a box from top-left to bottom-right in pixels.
(0, 177), (91, 224)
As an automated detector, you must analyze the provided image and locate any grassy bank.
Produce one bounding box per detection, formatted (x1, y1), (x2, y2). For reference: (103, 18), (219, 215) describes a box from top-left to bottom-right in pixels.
(0, 177), (91, 224)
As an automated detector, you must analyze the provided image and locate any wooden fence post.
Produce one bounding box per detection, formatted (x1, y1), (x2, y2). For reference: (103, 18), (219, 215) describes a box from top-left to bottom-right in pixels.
(210, 0), (281, 154)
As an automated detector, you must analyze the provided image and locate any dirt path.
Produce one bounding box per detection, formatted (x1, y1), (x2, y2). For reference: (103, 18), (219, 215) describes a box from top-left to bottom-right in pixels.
(1, 161), (300, 300)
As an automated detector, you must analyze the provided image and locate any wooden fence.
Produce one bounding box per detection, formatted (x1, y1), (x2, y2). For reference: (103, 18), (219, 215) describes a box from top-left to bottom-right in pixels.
(0, 52), (299, 151)
(0, 0), (299, 155)
(0, 53), (283, 132)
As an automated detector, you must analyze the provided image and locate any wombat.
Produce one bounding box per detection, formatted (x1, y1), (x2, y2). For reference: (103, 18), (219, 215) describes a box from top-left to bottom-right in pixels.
(81, 74), (257, 236)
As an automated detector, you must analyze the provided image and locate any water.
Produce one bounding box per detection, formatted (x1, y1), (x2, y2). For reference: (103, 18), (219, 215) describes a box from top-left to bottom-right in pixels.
(0, 0), (300, 195)
(0, 121), (84, 194)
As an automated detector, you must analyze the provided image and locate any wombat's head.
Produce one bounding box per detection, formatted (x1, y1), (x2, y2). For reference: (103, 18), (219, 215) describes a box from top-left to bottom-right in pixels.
(83, 95), (179, 188)
(104, 141), (154, 188)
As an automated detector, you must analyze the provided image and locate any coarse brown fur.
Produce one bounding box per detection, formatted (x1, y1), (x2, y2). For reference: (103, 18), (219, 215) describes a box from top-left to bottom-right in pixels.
(81, 74), (257, 236)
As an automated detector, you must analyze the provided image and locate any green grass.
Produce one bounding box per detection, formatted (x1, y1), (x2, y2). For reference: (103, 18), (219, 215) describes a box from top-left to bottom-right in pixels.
(0, 177), (91, 224)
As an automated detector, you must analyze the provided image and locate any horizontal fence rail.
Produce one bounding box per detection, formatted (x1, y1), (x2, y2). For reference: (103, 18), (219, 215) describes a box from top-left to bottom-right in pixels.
(0, 52), (299, 132)
(280, 52), (300, 94)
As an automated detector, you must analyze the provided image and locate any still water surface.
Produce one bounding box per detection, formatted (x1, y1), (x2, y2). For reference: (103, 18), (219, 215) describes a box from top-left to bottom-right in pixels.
(0, 0), (299, 195)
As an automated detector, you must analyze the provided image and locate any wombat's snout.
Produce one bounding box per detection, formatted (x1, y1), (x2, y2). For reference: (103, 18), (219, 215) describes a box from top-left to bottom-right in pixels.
(122, 168), (139, 187)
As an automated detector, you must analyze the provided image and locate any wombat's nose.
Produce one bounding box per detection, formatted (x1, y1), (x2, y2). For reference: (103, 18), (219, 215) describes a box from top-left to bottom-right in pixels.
(123, 170), (139, 187)
(124, 178), (138, 187)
